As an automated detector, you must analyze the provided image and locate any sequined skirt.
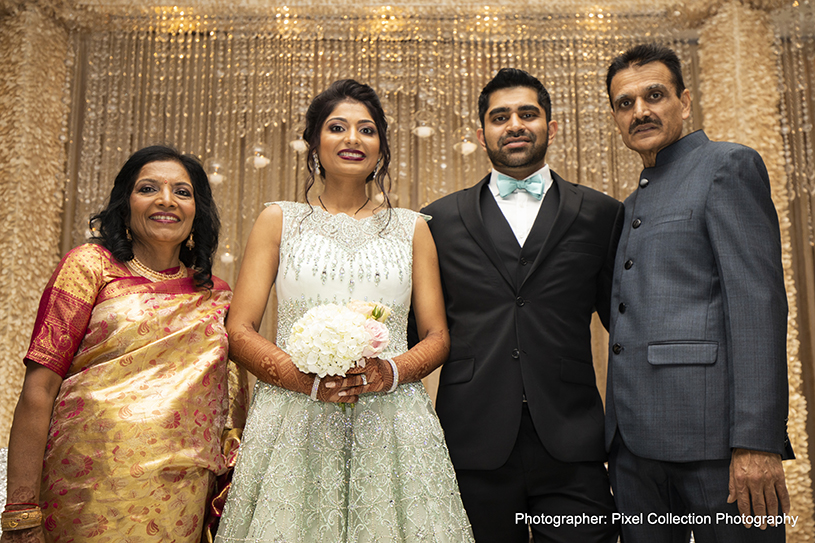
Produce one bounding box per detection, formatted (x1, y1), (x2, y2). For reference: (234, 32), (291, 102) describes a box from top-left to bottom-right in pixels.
(215, 381), (474, 542)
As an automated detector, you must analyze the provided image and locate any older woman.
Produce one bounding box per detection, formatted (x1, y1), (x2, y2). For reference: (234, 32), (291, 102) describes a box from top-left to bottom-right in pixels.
(2, 146), (246, 542)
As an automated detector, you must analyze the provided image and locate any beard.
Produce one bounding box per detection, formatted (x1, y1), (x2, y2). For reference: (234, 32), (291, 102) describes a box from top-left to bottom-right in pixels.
(484, 130), (549, 173)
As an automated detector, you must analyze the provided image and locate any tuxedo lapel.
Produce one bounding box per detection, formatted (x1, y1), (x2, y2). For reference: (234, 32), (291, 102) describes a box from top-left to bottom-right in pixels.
(457, 174), (516, 289)
(520, 172), (582, 289)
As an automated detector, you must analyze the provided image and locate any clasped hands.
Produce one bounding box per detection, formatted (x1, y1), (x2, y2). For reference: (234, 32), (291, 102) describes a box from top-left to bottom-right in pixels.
(311, 357), (395, 403)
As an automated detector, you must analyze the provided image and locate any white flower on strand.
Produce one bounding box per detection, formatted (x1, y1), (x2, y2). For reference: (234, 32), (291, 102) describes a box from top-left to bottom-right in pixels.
(288, 301), (391, 378)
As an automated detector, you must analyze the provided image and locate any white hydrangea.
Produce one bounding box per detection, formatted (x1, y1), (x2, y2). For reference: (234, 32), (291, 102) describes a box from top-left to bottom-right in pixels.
(288, 303), (371, 377)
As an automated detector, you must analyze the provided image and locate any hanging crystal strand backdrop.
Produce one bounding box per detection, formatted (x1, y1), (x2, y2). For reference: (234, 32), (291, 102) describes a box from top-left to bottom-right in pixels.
(65, 4), (693, 274)
(557, 34), (572, 173)
(210, 24), (234, 280)
(72, 30), (109, 243)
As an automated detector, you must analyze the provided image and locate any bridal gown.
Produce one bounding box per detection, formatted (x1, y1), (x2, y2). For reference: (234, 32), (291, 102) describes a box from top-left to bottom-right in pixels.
(215, 202), (474, 542)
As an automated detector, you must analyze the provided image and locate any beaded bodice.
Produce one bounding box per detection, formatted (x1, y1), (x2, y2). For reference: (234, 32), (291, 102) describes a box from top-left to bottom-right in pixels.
(272, 201), (420, 357)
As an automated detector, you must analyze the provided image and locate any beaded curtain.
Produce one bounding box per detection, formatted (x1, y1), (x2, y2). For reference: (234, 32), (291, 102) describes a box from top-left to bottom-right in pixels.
(62, 6), (698, 292)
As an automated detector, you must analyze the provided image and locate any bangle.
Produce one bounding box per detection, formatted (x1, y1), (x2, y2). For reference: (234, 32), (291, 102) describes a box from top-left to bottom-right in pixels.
(385, 358), (399, 393)
(1, 507), (42, 531)
(310, 375), (321, 401)
(4, 503), (39, 510)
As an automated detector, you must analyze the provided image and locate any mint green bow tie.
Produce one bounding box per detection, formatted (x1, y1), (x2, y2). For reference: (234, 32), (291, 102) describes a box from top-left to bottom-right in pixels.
(496, 173), (544, 200)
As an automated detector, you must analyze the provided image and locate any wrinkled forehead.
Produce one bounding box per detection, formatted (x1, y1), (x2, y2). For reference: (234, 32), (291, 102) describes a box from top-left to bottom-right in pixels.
(611, 61), (676, 97)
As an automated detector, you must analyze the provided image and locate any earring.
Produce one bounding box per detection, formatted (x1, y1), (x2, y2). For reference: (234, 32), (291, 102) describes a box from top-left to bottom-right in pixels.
(186, 232), (195, 250)
(126, 227), (132, 242)
(312, 151), (321, 177)
(372, 157), (382, 179)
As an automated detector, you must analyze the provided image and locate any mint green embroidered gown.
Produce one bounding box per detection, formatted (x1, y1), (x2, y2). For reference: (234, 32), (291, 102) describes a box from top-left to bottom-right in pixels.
(215, 202), (474, 542)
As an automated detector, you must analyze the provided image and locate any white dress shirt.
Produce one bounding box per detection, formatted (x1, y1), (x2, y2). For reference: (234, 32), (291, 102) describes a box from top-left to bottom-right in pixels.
(487, 164), (554, 247)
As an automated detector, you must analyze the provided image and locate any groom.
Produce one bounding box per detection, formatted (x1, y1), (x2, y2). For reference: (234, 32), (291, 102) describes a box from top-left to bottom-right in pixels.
(423, 68), (622, 541)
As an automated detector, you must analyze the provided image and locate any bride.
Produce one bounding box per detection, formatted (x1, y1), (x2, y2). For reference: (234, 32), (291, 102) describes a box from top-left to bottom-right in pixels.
(215, 79), (473, 542)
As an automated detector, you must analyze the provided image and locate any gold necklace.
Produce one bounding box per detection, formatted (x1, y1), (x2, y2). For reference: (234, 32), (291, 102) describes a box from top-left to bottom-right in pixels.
(318, 196), (370, 217)
(126, 256), (186, 282)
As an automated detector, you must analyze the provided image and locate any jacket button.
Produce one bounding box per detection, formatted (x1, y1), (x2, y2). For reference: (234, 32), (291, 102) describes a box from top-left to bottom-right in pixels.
(624, 259), (634, 270)
(612, 343), (623, 355)
(639, 178), (649, 188)
(516, 296), (525, 306)
(511, 348), (520, 359)
(520, 257), (529, 266)
(619, 303), (626, 313)
(632, 218), (642, 229)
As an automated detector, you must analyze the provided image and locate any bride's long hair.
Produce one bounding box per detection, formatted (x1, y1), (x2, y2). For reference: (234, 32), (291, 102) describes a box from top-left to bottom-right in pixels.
(302, 79), (392, 213)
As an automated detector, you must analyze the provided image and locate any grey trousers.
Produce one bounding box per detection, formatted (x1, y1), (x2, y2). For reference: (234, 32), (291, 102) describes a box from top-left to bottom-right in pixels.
(609, 433), (787, 543)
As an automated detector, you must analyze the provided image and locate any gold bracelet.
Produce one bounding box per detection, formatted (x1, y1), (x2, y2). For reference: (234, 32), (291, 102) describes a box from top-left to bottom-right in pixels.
(1, 507), (42, 531)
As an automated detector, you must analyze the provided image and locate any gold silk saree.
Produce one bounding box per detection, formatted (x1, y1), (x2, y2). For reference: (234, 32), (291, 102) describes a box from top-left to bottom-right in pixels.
(25, 243), (247, 542)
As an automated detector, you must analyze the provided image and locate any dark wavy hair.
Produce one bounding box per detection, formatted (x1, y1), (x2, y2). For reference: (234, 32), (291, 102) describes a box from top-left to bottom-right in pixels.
(302, 79), (392, 212)
(606, 43), (685, 109)
(88, 145), (220, 289)
(478, 68), (552, 127)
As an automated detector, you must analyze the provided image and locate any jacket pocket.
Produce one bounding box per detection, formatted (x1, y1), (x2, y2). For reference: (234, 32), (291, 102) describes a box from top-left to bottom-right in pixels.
(652, 209), (693, 226)
(439, 358), (474, 385)
(560, 241), (604, 257)
(647, 341), (718, 366)
(560, 358), (597, 386)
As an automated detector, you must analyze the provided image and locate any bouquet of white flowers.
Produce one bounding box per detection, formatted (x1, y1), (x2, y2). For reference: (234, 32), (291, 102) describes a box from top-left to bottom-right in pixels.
(288, 300), (392, 378)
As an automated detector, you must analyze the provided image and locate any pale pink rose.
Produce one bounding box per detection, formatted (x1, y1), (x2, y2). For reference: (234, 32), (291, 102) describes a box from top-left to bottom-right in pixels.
(361, 319), (390, 358)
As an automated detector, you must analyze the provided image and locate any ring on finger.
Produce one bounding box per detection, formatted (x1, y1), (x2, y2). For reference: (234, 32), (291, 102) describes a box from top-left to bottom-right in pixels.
(361, 375), (368, 386)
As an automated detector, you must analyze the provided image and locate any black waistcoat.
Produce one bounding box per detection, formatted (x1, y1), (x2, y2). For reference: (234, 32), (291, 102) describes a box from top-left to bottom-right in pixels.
(478, 180), (561, 290)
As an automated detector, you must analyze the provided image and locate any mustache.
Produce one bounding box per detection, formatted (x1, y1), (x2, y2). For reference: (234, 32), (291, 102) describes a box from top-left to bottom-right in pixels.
(629, 116), (662, 134)
(499, 130), (536, 145)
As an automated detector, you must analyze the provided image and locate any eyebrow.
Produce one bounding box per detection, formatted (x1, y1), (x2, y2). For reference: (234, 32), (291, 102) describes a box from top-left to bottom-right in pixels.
(135, 177), (192, 187)
(488, 104), (541, 116)
(326, 116), (375, 125)
(613, 83), (670, 106)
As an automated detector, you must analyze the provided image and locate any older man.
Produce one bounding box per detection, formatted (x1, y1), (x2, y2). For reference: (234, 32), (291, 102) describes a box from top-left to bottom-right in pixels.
(604, 43), (793, 543)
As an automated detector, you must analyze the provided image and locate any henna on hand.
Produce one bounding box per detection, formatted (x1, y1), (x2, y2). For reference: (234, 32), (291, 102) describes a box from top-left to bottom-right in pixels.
(336, 329), (448, 396)
(228, 326), (312, 396)
(230, 325), (362, 403)
(390, 330), (448, 384)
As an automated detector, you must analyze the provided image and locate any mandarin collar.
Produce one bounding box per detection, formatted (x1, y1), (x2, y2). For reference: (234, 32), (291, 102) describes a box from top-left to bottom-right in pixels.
(652, 130), (709, 169)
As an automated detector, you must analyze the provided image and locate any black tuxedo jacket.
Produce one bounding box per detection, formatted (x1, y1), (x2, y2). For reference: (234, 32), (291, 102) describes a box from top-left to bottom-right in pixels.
(424, 172), (624, 470)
